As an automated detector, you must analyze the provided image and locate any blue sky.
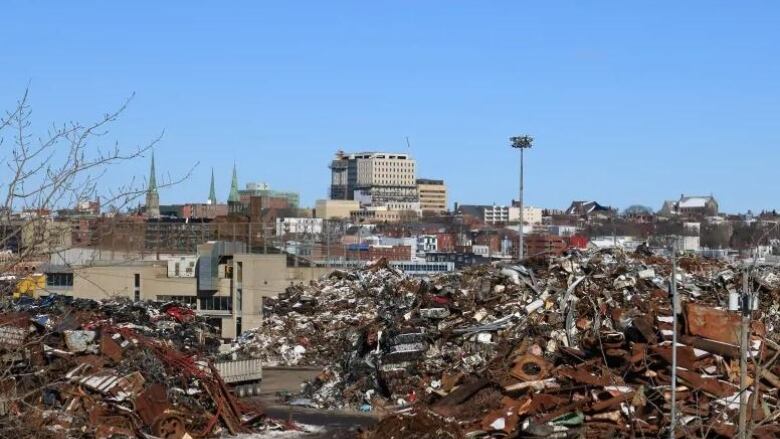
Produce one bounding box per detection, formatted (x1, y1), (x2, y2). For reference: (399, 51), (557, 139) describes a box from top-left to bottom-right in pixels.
(1, 2), (778, 213)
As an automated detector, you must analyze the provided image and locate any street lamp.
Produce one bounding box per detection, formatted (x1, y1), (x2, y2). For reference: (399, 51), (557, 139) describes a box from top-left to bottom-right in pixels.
(510, 135), (534, 261)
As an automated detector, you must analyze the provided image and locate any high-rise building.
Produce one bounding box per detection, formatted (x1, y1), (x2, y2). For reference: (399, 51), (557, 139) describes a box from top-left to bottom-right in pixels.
(145, 153), (160, 219)
(329, 151), (353, 200)
(416, 179), (448, 213)
(329, 151), (418, 209)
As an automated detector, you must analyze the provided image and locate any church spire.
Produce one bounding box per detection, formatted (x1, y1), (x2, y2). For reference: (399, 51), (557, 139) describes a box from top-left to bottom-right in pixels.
(148, 152), (158, 194)
(228, 164), (240, 203)
(208, 168), (217, 204)
(145, 152), (160, 219)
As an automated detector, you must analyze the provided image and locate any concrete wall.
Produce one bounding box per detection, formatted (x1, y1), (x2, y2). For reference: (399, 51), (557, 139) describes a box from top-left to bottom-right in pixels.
(53, 247), (194, 266)
(233, 254), (331, 332)
(315, 199), (359, 219)
(53, 253), (331, 339)
(417, 182), (448, 212)
(73, 263), (196, 301)
(523, 207), (544, 225)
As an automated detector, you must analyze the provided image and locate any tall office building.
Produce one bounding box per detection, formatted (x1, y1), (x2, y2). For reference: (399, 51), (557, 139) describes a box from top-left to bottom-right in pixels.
(329, 151), (418, 209)
(417, 179), (448, 213)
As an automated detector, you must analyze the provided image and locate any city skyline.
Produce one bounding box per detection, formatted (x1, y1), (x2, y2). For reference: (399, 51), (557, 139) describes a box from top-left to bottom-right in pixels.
(143, 153), (747, 216)
(2, 2), (779, 213)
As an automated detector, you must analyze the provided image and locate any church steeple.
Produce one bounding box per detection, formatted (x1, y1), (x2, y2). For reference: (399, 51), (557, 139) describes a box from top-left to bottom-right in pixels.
(228, 164), (240, 203)
(208, 168), (217, 205)
(145, 152), (160, 219)
(148, 152), (158, 194)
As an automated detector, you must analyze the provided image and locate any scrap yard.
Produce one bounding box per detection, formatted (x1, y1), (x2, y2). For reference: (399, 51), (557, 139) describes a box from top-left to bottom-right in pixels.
(3, 3), (779, 437)
(235, 251), (780, 438)
(3, 249), (780, 438)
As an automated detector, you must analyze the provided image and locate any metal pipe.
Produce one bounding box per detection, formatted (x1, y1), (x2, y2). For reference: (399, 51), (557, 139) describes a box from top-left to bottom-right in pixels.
(519, 148), (524, 261)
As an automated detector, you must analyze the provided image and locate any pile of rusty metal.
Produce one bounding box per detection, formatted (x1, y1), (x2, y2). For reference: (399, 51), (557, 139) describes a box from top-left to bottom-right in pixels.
(360, 294), (779, 438)
(245, 250), (780, 437)
(229, 261), (414, 367)
(0, 297), (269, 439)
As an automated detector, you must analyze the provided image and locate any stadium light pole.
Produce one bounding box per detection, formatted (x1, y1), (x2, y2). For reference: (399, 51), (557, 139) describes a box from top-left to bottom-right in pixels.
(511, 135), (534, 261)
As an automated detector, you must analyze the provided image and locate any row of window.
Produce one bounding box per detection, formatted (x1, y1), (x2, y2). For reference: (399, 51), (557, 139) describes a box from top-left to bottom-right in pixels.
(199, 296), (233, 311)
(157, 295), (197, 306)
(393, 264), (451, 273)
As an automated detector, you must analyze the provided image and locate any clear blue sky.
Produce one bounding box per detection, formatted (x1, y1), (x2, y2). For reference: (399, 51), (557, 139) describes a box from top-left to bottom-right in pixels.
(2, 2), (778, 213)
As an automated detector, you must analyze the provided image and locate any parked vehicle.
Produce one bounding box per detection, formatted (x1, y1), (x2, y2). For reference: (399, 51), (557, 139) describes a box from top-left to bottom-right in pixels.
(215, 357), (263, 397)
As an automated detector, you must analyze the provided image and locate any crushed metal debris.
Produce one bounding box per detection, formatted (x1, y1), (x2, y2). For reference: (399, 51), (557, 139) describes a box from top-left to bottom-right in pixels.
(233, 252), (780, 438)
(0, 297), (287, 438)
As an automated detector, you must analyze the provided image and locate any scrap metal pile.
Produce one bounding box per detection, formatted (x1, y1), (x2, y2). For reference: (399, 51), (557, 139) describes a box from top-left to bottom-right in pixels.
(0, 296), (270, 439)
(241, 253), (780, 438)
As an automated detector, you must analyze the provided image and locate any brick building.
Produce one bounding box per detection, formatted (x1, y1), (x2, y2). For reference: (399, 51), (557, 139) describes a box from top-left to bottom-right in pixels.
(525, 234), (568, 257)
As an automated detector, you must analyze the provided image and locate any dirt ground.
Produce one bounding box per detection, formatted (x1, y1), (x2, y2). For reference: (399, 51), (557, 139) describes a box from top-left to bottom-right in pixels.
(257, 367), (323, 398)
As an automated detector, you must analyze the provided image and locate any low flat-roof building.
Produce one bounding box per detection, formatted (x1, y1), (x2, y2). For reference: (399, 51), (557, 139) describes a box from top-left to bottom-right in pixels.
(315, 199), (360, 220)
(42, 242), (331, 339)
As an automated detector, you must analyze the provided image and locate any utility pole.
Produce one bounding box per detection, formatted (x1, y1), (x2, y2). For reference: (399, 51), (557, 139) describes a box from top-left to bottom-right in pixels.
(669, 248), (679, 439)
(738, 269), (751, 439)
(510, 135), (533, 261)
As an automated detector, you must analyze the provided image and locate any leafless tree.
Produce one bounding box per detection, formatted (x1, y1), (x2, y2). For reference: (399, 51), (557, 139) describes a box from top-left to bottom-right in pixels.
(0, 87), (193, 296)
(0, 87), (197, 433)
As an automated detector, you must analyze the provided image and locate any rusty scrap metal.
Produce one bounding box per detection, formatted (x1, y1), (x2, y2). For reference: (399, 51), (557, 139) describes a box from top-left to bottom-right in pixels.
(0, 297), (270, 438)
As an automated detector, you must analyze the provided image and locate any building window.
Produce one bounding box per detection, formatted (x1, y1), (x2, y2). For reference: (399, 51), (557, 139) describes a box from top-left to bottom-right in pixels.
(46, 273), (73, 287)
(157, 295), (197, 307)
(199, 296), (233, 311)
(133, 273), (141, 301)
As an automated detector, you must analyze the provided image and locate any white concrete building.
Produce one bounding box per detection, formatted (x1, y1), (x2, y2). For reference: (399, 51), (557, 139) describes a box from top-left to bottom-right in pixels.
(275, 217), (323, 236)
(482, 205), (519, 224)
(417, 235), (438, 254)
(549, 225), (578, 237)
(463, 205), (543, 225)
(167, 256), (197, 278)
(354, 190), (420, 212)
(522, 206), (544, 225)
(330, 151), (418, 207)
(472, 245), (490, 257)
(354, 152), (416, 187)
